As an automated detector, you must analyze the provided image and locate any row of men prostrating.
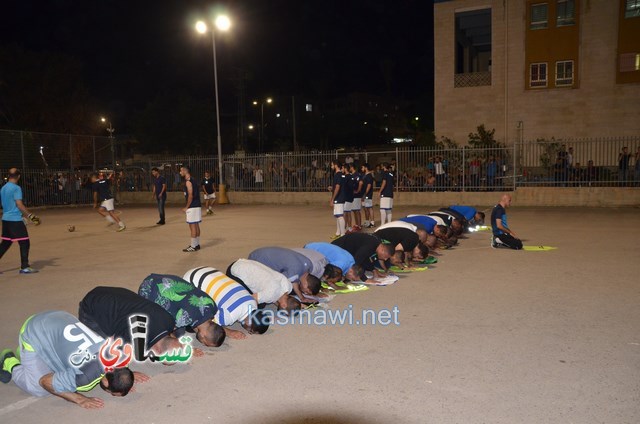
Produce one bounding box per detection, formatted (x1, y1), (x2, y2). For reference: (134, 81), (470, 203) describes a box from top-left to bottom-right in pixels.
(0, 205), (485, 409)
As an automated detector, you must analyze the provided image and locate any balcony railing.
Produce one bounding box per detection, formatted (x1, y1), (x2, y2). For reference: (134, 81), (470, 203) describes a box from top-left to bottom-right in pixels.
(454, 71), (492, 88)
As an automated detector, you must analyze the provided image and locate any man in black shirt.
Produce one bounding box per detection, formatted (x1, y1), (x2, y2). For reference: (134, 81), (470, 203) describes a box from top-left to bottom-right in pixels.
(90, 173), (125, 232)
(180, 166), (202, 252)
(201, 170), (217, 215)
(151, 168), (167, 225)
(379, 163), (394, 225)
(329, 160), (347, 238)
(361, 163), (376, 228)
(332, 233), (393, 282)
(78, 286), (200, 361)
(349, 163), (364, 230)
(490, 194), (522, 250)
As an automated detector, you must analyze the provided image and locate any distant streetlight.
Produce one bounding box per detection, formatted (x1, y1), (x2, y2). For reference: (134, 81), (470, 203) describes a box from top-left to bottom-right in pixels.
(414, 116), (419, 121)
(253, 97), (273, 152)
(100, 116), (116, 172)
(248, 124), (254, 130)
(195, 15), (231, 191)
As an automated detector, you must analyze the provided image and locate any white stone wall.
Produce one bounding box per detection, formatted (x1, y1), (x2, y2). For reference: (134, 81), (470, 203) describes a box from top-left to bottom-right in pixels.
(434, 0), (640, 144)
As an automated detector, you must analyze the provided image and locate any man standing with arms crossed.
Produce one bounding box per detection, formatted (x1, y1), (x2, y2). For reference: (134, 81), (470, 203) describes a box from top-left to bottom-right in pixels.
(151, 168), (167, 225)
(361, 163), (375, 228)
(180, 166), (201, 252)
(379, 162), (394, 225)
(491, 194), (522, 250)
(329, 160), (347, 239)
(0, 168), (39, 274)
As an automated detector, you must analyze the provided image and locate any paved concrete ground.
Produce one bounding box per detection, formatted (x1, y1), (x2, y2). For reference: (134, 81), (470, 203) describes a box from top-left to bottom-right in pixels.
(0, 204), (638, 424)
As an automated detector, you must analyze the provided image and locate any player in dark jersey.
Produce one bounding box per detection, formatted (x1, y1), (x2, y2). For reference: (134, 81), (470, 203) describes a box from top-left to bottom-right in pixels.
(180, 166), (202, 252)
(329, 160), (347, 238)
(342, 164), (355, 233)
(361, 163), (376, 228)
(90, 172), (125, 232)
(379, 163), (395, 225)
(349, 163), (364, 231)
(491, 194), (522, 250)
(201, 170), (216, 216)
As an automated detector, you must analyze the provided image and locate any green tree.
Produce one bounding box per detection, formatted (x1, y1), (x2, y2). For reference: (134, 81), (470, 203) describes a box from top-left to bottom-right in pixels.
(468, 124), (501, 148)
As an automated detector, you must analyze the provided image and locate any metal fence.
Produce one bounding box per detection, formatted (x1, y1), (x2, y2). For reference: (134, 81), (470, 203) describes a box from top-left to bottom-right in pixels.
(1, 129), (639, 207)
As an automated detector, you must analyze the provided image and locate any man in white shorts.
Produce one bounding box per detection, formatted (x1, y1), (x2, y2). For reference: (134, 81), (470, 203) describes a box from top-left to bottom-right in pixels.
(329, 160), (347, 238)
(379, 162), (395, 225)
(180, 166), (202, 252)
(201, 170), (216, 215)
(90, 172), (125, 232)
(361, 163), (375, 228)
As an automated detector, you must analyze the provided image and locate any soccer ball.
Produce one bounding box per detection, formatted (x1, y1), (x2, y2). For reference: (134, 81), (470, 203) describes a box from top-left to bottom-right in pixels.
(68, 225), (76, 232)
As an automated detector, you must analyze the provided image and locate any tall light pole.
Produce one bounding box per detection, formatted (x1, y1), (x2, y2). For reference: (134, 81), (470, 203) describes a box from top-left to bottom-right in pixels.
(253, 98), (272, 152)
(196, 15), (231, 198)
(100, 117), (115, 171)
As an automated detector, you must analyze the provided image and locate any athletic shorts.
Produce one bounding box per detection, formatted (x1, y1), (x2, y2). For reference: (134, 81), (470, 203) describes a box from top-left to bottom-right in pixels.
(364, 198), (373, 208)
(344, 201), (353, 212)
(186, 207), (202, 224)
(351, 198), (362, 211)
(100, 198), (115, 211)
(1, 220), (29, 242)
(380, 197), (393, 210)
(204, 193), (216, 200)
(333, 203), (344, 217)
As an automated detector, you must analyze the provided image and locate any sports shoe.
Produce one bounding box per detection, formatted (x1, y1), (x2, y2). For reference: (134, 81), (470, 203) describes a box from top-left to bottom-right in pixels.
(156, 220), (165, 225)
(206, 209), (213, 215)
(183, 246), (198, 252)
(0, 349), (18, 383)
(195, 245), (201, 251)
(330, 235), (341, 240)
(117, 224), (126, 232)
(491, 237), (499, 249)
(19, 267), (38, 274)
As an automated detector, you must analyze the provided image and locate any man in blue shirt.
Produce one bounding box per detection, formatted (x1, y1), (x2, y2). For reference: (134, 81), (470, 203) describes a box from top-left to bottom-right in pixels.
(0, 168), (39, 274)
(151, 168), (167, 225)
(447, 205), (485, 227)
(248, 246), (321, 303)
(491, 194), (522, 250)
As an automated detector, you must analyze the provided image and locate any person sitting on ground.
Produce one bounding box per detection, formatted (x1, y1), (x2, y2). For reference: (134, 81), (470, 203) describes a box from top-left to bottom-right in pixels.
(0, 310), (148, 409)
(79, 287), (202, 361)
(290, 247), (344, 286)
(491, 194), (522, 250)
(226, 259), (301, 312)
(331, 233), (394, 282)
(138, 274), (226, 347)
(183, 267), (268, 339)
(247, 246), (322, 304)
(303, 242), (364, 287)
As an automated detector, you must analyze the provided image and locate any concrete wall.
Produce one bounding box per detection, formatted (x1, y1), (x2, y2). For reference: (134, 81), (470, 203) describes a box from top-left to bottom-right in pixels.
(119, 188), (640, 208)
(434, 0), (640, 144)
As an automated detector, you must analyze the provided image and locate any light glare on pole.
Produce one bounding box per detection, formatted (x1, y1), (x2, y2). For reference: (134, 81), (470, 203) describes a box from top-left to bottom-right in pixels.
(215, 15), (231, 31)
(195, 21), (207, 34)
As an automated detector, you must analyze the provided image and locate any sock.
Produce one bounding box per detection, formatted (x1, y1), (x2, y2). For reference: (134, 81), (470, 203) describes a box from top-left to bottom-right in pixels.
(338, 217), (346, 235)
(105, 216), (116, 224)
(196, 237), (200, 246)
(119, 221), (125, 227)
(2, 357), (20, 373)
(387, 212), (392, 223)
(380, 209), (387, 224)
(191, 238), (197, 248)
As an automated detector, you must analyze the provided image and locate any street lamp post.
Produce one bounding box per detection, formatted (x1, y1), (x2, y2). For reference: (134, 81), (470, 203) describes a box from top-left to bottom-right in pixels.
(253, 98), (272, 152)
(100, 117), (116, 171)
(196, 15), (231, 200)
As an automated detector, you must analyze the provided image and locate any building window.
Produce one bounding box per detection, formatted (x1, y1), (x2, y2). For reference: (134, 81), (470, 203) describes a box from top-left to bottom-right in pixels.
(454, 8), (492, 87)
(530, 63), (548, 87)
(530, 3), (548, 29)
(625, 0), (640, 18)
(555, 60), (574, 86)
(557, 0), (575, 26)
(619, 53), (640, 72)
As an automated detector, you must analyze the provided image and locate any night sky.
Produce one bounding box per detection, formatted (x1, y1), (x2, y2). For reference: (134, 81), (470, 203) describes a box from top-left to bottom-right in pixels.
(1, 0), (434, 133)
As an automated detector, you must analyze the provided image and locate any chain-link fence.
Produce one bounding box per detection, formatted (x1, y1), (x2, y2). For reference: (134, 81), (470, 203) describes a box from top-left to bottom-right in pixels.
(2, 128), (639, 207)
